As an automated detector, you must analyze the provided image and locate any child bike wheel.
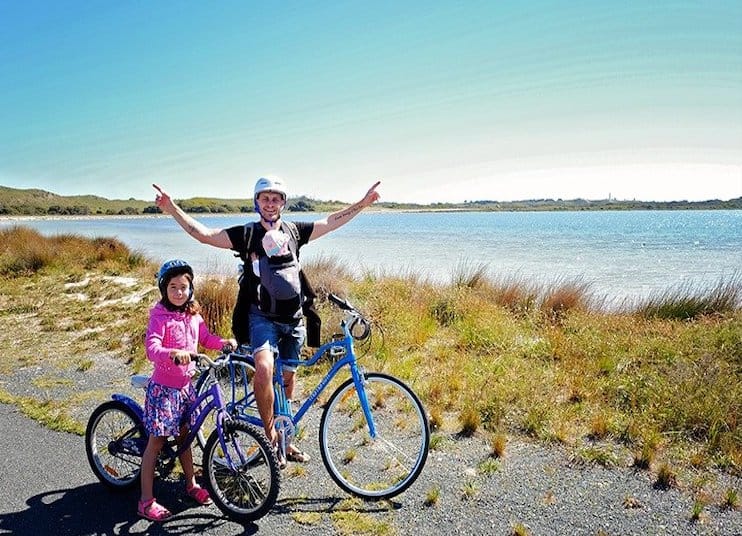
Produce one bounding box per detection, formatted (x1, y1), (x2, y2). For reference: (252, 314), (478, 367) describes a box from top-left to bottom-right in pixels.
(319, 372), (430, 500)
(202, 420), (281, 522)
(85, 400), (145, 489)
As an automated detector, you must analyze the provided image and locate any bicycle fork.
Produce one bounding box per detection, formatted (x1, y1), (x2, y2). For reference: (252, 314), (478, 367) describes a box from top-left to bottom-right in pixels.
(351, 366), (378, 439)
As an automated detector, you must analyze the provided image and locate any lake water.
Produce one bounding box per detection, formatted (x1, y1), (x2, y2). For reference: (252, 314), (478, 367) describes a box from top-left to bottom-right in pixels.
(3, 210), (740, 307)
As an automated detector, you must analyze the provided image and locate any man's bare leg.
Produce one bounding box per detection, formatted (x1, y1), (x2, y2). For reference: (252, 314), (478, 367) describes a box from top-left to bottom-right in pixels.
(253, 348), (275, 441)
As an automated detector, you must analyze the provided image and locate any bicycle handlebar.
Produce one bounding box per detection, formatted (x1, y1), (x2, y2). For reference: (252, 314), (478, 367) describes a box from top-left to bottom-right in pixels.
(328, 293), (353, 311)
(328, 293), (372, 341)
(190, 352), (223, 369)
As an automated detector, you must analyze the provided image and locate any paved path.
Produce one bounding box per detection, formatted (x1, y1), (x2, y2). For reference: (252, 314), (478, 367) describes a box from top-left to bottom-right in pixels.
(0, 403), (406, 536)
(0, 403), (269, 535)
(1, 403), (740, 535)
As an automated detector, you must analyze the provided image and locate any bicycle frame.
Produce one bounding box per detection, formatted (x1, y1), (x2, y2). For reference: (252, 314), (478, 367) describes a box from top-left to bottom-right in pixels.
(228, 310), (378, 439)
(113, 369), (244, 468)
(283, 335), (376, 437)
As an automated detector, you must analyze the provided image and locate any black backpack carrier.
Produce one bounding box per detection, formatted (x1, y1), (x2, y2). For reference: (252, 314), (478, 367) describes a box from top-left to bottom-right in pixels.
(231, 221), (321, 347)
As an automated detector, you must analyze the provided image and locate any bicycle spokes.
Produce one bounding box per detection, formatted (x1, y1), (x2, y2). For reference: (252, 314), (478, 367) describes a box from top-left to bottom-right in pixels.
(319, 373), (430, 500)
(202, 421), (281, 521)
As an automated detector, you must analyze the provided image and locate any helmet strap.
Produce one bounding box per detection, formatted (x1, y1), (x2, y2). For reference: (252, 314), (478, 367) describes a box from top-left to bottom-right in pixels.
(254, 199), (284, 228)
(255, 207), (280, 228)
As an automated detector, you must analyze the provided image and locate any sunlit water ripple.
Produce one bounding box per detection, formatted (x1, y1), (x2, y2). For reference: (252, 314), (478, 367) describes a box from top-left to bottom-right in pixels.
(3, 210), (740, 308)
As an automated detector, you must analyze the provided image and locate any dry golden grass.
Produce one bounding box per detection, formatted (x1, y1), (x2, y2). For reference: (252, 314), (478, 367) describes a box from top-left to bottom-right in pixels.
(1, 226), (740, 492)
(198, 275), (238, 336)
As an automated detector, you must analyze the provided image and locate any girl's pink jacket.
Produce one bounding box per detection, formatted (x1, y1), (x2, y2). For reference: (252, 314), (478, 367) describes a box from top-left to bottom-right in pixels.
(145, 302), (224, 389)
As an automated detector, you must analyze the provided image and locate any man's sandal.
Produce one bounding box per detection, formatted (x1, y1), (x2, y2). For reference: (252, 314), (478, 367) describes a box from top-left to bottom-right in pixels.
(138, 498), (172, 522)
(186, 484), (212, 505)
(286, 448), (311, 463)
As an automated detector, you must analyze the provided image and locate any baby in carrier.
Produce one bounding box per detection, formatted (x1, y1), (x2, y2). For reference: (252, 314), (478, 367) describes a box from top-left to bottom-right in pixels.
(255, 229), (302, 321)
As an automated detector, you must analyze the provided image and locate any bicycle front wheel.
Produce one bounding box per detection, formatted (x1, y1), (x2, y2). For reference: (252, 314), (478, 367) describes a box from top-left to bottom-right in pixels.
(85, 400), (144, 490)
(202, 420), (280, 522)
(319, 372), (430, 500)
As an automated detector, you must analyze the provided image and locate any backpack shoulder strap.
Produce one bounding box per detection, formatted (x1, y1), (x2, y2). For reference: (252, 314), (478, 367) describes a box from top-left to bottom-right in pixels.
(281, 220), (299, 243)
(281, 220), (300, 260)
(237, 222), (258, 263)
(244, 222), (257, 256)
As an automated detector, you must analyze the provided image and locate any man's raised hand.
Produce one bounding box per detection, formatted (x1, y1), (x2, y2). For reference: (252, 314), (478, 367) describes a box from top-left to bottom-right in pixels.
(152, 184), (174, 214)
(364, 181), (381, 206)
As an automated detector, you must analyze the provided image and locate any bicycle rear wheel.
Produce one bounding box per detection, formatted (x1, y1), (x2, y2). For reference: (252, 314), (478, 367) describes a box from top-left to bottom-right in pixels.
(85, 400), (145, 489)
(195, 358), (256, 450)
(319, 372), (430, 500)
(202, 420), (280, 522)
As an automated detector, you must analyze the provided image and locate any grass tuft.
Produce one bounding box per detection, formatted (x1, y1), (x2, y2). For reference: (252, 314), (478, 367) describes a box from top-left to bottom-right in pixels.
(198, 276), (238, 336)
(632, 444), (655, 470)
(721, 488), (738, 510)
(654, 463), (678, 490)
(458, 405), (480, 437)
(490, 432), (507, 458)
(478, 457), (500, 475)
(292, 511), (322, 525)
(429, 433), (447, 451)
(633, 274), (742, 319)
(540, 278), (592, 323)
(424, 486), (440, 507)
(511, 522), (532, 536)
(450, 260), (490, 289)
(461, 479), (480, 500)
(690, 499), (706, 522)
(330, 510), (393, 536)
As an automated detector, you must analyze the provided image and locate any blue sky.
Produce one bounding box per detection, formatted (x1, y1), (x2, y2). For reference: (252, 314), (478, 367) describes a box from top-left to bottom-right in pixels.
(1, 1), (740, 204)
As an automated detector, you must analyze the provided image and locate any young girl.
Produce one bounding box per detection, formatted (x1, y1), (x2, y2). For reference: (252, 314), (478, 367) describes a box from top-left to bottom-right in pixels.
(138, 259), (236, 522)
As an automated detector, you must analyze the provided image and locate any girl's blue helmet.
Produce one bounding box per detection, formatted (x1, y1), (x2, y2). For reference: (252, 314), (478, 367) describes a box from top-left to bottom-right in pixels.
(157, 259), (194, 302)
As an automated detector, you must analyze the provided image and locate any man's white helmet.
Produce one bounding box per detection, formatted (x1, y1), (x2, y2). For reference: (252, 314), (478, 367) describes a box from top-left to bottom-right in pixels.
(254, 176), (288, 202)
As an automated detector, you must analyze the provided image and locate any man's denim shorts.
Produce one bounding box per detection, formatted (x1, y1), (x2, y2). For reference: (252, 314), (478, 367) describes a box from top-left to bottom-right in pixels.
(249, 312), (306, 372)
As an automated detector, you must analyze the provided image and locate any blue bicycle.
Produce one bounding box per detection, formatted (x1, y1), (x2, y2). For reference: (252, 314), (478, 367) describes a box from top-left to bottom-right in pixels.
(196, 293), (430, 500)
(85, 353), (281, 522)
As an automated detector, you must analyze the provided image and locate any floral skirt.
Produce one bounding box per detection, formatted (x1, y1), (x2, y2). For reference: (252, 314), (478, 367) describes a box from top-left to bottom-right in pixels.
(143, 382), (196, 437)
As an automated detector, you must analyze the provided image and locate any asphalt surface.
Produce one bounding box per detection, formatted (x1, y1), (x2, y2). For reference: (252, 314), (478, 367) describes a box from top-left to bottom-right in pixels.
(0, 403), (270, 535)
(1, 403), (740, 536)
(0, 402), (414, 536)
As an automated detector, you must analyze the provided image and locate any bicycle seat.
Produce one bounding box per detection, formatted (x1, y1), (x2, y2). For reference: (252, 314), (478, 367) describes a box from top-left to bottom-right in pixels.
(131, 375), (151, 389)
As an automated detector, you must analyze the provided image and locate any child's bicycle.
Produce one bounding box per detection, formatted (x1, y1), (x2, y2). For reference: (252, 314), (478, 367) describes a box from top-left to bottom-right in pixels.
(84, 352), (281, 522)
(195, 293), (430, 500)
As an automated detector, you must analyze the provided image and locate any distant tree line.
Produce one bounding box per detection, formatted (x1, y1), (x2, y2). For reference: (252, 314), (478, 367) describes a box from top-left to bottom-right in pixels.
(0, 197), (321, 216)
(0, 204), (148, 216)
(1, 189), (739, 216)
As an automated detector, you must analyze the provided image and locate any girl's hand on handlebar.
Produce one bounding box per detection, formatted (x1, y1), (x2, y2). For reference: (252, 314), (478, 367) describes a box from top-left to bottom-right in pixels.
(221, 338), (238, 353)
(171, 350), (192, 365)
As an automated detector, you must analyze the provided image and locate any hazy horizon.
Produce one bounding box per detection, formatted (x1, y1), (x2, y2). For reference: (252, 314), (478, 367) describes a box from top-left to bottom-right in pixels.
(2, 182), (740, 207)
(1, 2), (740, 204)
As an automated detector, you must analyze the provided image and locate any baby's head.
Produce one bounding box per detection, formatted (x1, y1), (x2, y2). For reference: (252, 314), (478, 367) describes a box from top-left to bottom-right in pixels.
(262, 229), (290, 257)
